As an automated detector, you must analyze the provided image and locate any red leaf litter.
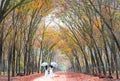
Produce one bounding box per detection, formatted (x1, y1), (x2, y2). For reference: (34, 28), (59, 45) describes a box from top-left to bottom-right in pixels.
(0, 73), (44, 81)
(0, 72), (120, 81)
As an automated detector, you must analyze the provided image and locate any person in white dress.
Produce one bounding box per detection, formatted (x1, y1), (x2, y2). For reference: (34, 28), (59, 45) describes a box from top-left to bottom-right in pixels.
(44, 65), (48, 77)
(49, 65), (54, 78)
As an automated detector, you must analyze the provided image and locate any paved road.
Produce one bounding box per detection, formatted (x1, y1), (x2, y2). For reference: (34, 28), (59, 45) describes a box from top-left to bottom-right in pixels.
(33, 72), (104, 81)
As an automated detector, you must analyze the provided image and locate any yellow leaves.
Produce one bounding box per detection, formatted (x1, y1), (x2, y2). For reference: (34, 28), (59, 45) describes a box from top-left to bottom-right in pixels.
(32, 0), (43, 9)
(14, 0), (59, 17)
(60, 0), (64, 4)
(41, 8), (53, 16)
(40, 0), (54, 16)
(27, 0), (42, 9)
(93, 17), (102, 29)
(44, 28), (58, 39)
(15, 8), (19, 13)
(44, 0), (52, 5)
(23, 0), (54, 16)
(35, 24), (73, 54)
(57, 39), (72, 53)
(66, 48), (71, 52)
(57, 40), (64, 47)
(35, 26), (60, 48)
(82, 16), (89, 22)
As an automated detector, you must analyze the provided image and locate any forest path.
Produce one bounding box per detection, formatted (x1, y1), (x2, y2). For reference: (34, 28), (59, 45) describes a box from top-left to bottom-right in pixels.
(33, 72), (104, 81)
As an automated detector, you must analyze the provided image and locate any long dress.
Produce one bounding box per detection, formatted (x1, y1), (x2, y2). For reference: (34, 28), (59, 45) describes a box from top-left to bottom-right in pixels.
(44, 66), (48, 77)
(50, 66), (54, 78)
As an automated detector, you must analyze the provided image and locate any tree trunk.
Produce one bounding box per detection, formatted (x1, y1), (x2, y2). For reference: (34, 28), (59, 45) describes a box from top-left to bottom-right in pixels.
(110, 42), (119, 79)
(24, 44), (27, 75)
(18, 53), (21, 74)
(0, 27), (3, 73)
(103, 37), (111, 77)
(12, 42), (15, 77)
(8, 47), (12, 81)
(0, 38), (3, 69)
(73, 53), (81, 72)
(37, 50), (41, 73)
(93, 47), (101, 75)
(89, 47), (96, 75)
(92, 36), (106, 75)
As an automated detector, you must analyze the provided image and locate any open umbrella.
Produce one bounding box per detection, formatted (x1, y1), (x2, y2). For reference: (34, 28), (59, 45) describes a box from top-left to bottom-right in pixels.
(51, 62), (58, 68)
(41, 62), (48, 67)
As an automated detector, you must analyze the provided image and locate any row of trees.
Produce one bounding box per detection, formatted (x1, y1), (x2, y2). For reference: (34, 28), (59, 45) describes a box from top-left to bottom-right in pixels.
(0, 0), (62, 81)
(58, 0), (120, 79)
(1, 0), (120, 80)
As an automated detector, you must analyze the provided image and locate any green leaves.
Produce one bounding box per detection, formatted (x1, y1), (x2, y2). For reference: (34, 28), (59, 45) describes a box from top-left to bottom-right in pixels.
(60, 18), (65, 23)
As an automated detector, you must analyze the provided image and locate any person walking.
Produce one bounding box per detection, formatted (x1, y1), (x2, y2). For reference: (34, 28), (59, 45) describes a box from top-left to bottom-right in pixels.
(41, 62), (48, 78)
(49, 65), (54, 78)
(44, 65), (48, 77)
(49, 62), (58, 78)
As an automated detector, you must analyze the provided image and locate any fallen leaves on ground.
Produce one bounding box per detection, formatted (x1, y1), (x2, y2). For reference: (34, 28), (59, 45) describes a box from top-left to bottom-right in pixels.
(0, 73), (43, 81)
(0, 72), (120, 81)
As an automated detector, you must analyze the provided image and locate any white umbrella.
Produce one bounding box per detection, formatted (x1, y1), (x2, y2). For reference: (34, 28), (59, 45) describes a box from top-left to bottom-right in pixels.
(41, 62), (48, 67)
(51, 62), (58, 68)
